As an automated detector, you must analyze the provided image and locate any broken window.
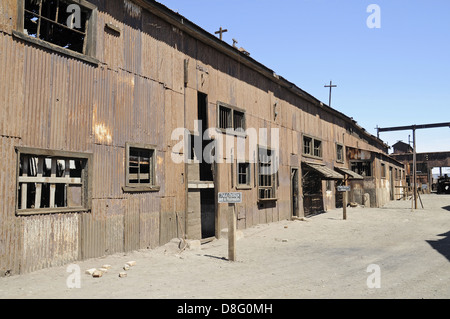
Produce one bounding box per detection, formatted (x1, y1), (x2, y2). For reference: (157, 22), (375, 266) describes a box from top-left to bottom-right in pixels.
(23, 0), (95, 55)
(336, 144), (344, 162)
(16, 148), (91, 214)
(303, 136), (312, 156)
(303, 135), (322, 159)
(258, 147), (276, 200)
(237, 162), (251, 187)
(125, 143), (159, 192)
(313, 139), (322, 158)
(350, 161), (372, 177)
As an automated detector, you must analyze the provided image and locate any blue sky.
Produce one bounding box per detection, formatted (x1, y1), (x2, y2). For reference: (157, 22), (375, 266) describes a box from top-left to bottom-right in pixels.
(159, 0), (450, 154)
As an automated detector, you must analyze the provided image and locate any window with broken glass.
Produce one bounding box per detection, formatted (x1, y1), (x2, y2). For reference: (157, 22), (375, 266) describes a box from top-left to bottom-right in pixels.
(350, 161), (372, 177)
(124, 143), (159, 192)
(16, 147), (91, 215)
(21, 0), (95, 55)
(237, 162), (251, 188)
(303, 135), (323, 159)
(336, 144), (344, 162)
(258, 147), (277, 200)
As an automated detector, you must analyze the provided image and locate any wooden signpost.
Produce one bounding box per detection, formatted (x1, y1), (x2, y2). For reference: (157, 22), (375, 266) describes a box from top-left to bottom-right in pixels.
(337, 176), (350, 220)
(218, 192), (242, 261)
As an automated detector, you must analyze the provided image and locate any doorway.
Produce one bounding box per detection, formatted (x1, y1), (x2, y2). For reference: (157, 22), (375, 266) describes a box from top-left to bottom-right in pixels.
(291, 168), (299, 217)
(302, 165), (324, 216)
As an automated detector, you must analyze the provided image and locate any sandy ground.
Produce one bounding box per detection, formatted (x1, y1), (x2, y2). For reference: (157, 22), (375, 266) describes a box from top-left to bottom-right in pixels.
(0, 194), (449, 300)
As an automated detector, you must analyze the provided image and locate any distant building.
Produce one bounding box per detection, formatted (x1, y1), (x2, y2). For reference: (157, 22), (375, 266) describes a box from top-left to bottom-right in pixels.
(392, 141), (413, 154)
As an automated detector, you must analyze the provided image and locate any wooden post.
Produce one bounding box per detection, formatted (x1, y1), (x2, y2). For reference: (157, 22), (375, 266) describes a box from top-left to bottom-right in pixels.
(343, 176), (347, 220)
(228, 203), (236, 261)
(21, 156), (28, 209)
(412, 127), (417, 210)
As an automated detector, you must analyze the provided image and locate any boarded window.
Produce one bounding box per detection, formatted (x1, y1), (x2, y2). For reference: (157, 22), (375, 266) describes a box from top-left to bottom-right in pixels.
(23, 0), (95, 55)
(16, 148), (91, 214)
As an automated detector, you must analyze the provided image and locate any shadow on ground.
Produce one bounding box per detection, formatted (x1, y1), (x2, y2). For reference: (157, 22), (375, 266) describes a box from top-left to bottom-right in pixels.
(427, 231), (450, 262)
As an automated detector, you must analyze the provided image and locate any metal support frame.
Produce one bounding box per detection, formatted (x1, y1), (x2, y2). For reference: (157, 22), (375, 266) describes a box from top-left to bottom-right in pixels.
(377, 122), (450, 209)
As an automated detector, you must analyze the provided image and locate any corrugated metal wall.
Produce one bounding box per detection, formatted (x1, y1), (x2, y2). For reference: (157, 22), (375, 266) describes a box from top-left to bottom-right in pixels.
(0, 1), (180, 275)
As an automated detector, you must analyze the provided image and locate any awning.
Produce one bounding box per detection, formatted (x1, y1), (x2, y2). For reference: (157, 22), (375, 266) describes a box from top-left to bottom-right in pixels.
(302, 162), (344, 180)
(334, 167), (364, 180)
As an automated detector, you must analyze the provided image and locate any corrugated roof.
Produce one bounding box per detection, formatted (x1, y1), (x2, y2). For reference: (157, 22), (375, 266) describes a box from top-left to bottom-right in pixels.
(335, 167), (364, 180)
(303, 162), (344, 180)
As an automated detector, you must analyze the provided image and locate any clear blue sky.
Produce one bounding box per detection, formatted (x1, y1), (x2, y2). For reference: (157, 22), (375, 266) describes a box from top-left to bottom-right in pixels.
(159, 0), (450, 154)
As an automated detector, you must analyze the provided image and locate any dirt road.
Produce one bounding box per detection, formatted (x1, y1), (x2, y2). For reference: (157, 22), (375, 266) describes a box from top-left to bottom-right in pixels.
(0, 194), (449, 299)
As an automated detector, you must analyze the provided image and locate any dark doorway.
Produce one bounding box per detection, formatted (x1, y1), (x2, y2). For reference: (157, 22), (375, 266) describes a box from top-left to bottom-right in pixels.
(291, 168), (299, 217)
(302, 165), (324, 216)
(198, 92), (213, 181)
(201, 188), (215, 239)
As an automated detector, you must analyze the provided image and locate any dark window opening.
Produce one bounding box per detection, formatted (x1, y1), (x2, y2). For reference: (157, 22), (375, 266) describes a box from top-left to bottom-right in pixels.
(233, 110), (245, 131)
(350, 161), (372, 177)
(219, 106), (232, 129)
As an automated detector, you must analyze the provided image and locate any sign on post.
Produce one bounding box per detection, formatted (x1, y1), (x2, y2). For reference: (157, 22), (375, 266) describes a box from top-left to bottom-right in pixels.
(218, 192), (242, 203)
(218, 192), (242, 262)
(337, 186), (351, 192)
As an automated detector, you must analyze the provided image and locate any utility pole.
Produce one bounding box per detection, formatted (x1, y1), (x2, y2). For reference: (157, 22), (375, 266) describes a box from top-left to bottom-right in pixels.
(377, 121), (450, 210)
(215, 27), (228, 41)
(324, 81), (337, 107)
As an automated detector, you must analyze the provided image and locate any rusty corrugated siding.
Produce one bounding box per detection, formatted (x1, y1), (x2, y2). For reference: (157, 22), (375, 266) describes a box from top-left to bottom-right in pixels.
(20, 213), (79, 273)
(0, 136), (21, 276)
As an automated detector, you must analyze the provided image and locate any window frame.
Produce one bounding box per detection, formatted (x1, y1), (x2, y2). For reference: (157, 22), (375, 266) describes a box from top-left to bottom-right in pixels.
(257, 146), (277, 201)
(216, 102), (246, 135)
(123, 142), (160, 193)
(236, 161), (252, 190)
(336, 143), (344, 163)
(15, 146), (93, 216)
(350, 160), (373, 178)
(14, 0), (98, 65)
(302, 134), (323, 159)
